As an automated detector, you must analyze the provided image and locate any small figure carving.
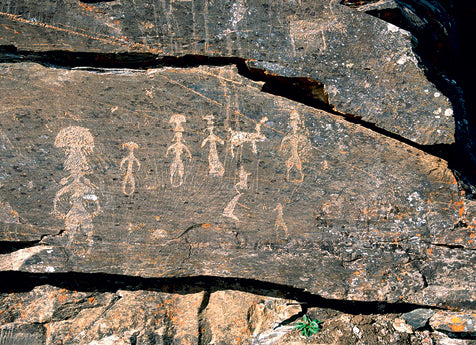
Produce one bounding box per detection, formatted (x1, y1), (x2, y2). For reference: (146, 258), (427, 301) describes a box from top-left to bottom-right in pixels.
(227, 117), (268, 158)
(223, 166), (251, 222)
(53, 126), (100, 247)
(169, 113), (187, 132)
(280, 110), (311, 183)
(202, 115), (225, 177)
(273, 202), (288, 238)
(120, 142), (141, 195)
(166, 117), (192, 187)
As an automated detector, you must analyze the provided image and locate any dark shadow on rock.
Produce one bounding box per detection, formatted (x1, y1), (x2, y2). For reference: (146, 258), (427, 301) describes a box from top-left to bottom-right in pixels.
(0, 271), (441, 315)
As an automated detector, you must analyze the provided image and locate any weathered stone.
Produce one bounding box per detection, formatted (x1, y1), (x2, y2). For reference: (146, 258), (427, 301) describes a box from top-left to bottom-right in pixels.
(393, 318), (414, 334)
(199, 290), (300, 344)
(0, 323), (45, 345)
(402, 308), (436, 331)
(0, 62), (473, 308)
(429, 311), (476, 334)
(0, 0), (455, 145)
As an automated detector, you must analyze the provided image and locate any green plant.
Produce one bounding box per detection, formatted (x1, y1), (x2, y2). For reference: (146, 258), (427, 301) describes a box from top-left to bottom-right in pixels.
(294, 314), (323, 337)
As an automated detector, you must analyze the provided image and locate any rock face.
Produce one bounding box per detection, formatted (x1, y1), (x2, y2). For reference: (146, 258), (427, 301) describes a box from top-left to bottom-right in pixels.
(0, 62), (473, 309)
(0, 0), (474, 344)
(0, 0), (456, 145)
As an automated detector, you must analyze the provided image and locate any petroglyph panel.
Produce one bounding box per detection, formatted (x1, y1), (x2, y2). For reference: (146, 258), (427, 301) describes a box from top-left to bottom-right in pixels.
(0, 63), (472, 306)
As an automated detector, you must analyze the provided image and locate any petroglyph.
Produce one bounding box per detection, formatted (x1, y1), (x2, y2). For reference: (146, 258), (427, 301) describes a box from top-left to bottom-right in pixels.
(273, 202), (288, 238)
(223, 166), (251, 222)
(166, 115), (192, 187)
(201, 115), (225, 177)
(227, 116), (268, 158)
(169, 113), (186, 132)
(53, 126), (99, 246)
(120, 142), (141, 195)
(280, 110), (311, 183)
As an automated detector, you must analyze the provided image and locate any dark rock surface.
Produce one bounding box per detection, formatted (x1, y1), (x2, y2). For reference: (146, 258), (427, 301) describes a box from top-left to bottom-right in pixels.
(0, 0), (456, 145)
(0, 62), (473, 310)
(0, 1), (474, 344)
(402, 308), (436, 331)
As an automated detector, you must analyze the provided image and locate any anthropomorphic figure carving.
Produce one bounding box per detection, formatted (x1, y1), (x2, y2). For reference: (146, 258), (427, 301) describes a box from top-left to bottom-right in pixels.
(280, 110), (311, 183)
(120, 142), (140, 195)
(53, 126), (99, 247)
(166, 132), (192, 187)
(273, 202), (288, 238)
(202, 115), (225, 177)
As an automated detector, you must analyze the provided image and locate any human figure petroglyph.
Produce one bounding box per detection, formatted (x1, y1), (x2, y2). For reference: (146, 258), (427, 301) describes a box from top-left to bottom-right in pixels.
(53, 126), (99, 246)
(227, 116), (268, 158)
(169, 113), (187, 132)
(120, 142), (140, 195)
(166, 131), (192, 188)
(223, 166), (251, 221)
(55, 126), (94, 174)
(202, 115), (225, 177)
(280, 110), (311, 183)
(273, 202), (288, 238)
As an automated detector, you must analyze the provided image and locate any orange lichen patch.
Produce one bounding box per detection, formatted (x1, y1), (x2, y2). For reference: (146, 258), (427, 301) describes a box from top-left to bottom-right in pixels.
(88, 297), (96, 304)
(201, 223), (212, 229)
(450, 316), (462, 324)
(450, 323), (465, 332)
(427, 248), (433, 255)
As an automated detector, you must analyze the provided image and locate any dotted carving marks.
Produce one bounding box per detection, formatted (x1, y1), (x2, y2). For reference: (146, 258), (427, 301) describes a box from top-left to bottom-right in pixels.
(53, 126), (100, 247)
(202, 115), (225, 177)
(280, 110), (311, 183)
(166, 114), (192, 187)
(120, 142), (140, 195)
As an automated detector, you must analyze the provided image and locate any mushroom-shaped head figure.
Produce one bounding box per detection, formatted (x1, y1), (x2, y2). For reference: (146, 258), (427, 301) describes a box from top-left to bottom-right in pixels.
(55, 126), (94, 152)
(55, 126), (95, 173)
(169, 114), (187, 131)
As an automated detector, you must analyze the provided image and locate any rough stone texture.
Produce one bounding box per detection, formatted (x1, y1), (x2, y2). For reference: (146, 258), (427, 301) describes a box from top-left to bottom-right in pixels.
(429, 311), (476, 335)
(3, 285), (475, 345)
(0, 62), (473, 310)
(0, 0), (456, 145)
(402, 308), (436, 331)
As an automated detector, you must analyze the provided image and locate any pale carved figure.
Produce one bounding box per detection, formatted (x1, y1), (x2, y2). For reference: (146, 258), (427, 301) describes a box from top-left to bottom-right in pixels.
(223, 166), (251, 222)
(169, 113), (187, 132)
(120, 142), (141, 195)
(280, 110), (311, 183)
(227, 116), (268, 158)
(166, 132), (192, 187)
(273, 202), (288, 238)
(53, 126), (99, 246)
(202, 115), (225, 177)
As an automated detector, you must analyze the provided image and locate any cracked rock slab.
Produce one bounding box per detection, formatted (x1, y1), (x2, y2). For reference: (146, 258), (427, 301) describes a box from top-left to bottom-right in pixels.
(0, 0), (455, 145)
(0, 63), (473, 308)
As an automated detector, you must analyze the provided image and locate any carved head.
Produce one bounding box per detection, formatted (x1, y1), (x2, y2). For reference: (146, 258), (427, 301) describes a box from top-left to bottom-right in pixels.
(55, 126), (94, 153)
(169, 114), (186, 131)
(122, 142), (139, 150)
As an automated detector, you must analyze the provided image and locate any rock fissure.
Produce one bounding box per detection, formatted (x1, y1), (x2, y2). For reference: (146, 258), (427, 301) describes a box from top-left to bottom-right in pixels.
(1, 46), (473, 196)
(0, 271), (443, 315)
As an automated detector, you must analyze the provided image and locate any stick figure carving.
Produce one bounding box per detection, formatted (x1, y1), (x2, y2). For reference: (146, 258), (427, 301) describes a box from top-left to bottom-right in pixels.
(273, 202), (288, 238)
(280, 110), (311, 183)
(53, 126), (100, 246)
(166, 114), (192, 187)
(202, 115), (225, 177)
(120, 142), (140, 195)
(227, 117), (268, 158)
(223, 166), (251, 221)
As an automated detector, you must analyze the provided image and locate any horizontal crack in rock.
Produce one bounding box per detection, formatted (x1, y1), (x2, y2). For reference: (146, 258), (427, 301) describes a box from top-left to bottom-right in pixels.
(0, 271), (444, 315)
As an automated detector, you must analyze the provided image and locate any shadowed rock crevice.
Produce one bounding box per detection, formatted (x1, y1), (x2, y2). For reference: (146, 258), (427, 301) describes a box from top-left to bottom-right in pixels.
(0, 46), (474, 196)
(0, 271), (441, 315)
